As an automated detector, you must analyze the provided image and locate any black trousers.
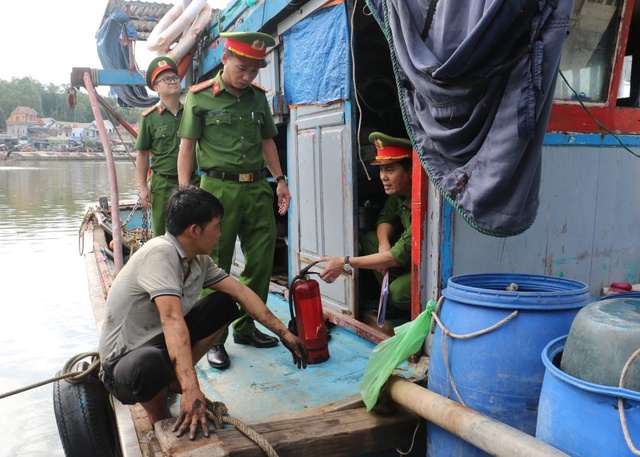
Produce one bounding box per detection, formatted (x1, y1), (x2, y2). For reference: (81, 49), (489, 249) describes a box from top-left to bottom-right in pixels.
(101, 292), (240, 404)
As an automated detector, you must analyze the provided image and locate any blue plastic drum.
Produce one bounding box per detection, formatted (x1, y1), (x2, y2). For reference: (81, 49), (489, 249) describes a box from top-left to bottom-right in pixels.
(427, 273), (591, 457)
(537, 336), (640, 456)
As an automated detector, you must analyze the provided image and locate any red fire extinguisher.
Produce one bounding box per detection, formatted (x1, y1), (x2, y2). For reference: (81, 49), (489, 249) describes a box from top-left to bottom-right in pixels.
(288, 261), (330, 364)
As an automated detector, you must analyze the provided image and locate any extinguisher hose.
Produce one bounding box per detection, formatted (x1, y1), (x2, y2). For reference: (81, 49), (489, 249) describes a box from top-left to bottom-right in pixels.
(288, 260), (321, 334)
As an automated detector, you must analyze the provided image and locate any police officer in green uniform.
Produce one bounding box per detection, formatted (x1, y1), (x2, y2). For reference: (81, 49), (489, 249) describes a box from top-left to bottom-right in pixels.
(319, 132), (413, 316)
(177, 31), (289, 369)
(136, 56), (198, 236)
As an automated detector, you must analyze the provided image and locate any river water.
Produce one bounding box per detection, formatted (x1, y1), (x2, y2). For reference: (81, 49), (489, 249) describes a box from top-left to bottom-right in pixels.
(0, 159), (137, 457)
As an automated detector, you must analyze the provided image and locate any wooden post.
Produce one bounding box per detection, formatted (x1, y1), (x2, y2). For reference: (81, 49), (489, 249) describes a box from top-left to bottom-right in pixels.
(411, 151), (427, 319)
(83, 72), (124, 275)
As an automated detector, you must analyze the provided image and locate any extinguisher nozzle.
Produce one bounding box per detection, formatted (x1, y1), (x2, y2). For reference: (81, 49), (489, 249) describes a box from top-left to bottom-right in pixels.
(299, 260), (321, 276)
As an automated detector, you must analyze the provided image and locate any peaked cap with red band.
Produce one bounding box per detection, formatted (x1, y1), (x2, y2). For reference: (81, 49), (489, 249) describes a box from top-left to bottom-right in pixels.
(146, 56), (178, 89)
(221, 31), (275, 67)
(369, 132), (413, 165)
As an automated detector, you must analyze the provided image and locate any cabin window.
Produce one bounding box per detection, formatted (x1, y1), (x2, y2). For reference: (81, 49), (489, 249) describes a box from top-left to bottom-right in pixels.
(617, 1), (640, 107)
(546, 0), (640, 134)
(554, 0), (622, 102)
(617, 55), (633, 100)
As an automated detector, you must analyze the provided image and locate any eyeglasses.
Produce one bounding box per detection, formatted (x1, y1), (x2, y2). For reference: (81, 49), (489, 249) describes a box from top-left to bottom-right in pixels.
(156, 75), (180, 85)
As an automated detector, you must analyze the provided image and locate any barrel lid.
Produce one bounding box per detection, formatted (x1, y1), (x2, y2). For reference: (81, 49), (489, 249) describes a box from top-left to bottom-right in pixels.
(443, 273), (591, 309)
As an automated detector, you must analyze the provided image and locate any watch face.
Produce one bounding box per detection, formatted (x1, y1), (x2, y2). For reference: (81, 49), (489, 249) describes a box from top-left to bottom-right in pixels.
(344, 264), (352, 272)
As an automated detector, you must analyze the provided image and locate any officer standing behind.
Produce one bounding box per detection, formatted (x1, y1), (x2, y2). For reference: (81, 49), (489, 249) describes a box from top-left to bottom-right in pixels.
(136, 56), (198, 236)
(177, 31), (289, 369)
(319, 132), (413, 318)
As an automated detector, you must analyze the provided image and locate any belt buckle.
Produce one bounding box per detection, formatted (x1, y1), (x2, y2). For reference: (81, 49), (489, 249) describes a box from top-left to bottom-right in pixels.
(238, 173), (253, 182)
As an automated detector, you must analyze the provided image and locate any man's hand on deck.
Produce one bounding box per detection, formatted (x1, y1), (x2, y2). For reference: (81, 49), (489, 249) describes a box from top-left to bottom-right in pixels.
(173, 386), (209, 440)
(281, 333), (309, 369)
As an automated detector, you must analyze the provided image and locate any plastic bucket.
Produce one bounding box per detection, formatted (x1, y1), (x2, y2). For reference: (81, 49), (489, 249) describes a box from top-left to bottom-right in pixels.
(561, 297), (640, 390)
(427, 273), (591, 457)
(537, 336), (640, 456)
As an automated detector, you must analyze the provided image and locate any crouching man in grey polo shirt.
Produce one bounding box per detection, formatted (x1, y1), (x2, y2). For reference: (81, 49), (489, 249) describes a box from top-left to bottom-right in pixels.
(98, 185), (308, 441)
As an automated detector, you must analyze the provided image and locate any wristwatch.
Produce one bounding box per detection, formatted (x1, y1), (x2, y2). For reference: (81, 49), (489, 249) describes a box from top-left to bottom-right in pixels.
(343, 255), (352, 272)
(275, 175), (287, 184)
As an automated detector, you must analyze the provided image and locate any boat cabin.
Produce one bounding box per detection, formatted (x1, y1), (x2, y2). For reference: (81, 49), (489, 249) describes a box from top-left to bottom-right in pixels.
(76, 0), (640, 341)
(190, 0), (640, 340)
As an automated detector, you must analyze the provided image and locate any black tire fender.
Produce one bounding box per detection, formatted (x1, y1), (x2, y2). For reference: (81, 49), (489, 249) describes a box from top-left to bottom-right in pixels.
(53, 361), (122, 457)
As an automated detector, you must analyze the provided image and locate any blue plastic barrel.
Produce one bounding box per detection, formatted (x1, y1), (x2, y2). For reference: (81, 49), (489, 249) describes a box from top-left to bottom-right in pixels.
(537, 336), (640, 456)
(427, 273), (591, 457)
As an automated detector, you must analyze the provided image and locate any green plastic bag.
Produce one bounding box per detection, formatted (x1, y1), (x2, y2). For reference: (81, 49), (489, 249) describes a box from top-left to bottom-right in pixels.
(360, 300), (435, 411)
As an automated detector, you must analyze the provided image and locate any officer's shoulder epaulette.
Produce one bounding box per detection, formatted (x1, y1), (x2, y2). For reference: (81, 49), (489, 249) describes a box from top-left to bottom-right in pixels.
(189, 79), (216, 93)
(251, 82), (267, 92)
(141, 105), (159, 117)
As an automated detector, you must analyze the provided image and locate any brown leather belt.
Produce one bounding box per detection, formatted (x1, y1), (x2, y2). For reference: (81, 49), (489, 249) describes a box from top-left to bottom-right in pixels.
(202, 169), (267, 182)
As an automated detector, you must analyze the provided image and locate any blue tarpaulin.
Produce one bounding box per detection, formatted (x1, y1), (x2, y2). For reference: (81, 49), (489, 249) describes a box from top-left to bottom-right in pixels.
(96, 7), (158, 108)
(367, 0), (573, 236)
(282, 3), (351, 106)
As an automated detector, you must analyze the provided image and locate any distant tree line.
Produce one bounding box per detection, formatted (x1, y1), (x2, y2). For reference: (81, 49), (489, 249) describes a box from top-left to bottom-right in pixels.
(0, 77), (143, 131)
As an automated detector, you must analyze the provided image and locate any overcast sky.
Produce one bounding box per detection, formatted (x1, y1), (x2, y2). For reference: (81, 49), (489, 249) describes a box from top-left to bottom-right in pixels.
(0, 0), (226, 87)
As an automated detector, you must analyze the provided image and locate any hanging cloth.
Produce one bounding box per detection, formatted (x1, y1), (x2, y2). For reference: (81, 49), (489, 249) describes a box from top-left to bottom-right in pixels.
(366, 0), (573, 236)
(96, 7), (159, 108)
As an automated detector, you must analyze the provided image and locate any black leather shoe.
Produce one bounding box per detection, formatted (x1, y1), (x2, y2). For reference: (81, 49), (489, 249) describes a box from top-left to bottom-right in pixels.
(233, 330), (279, 348)
(207, 345), (230, 369)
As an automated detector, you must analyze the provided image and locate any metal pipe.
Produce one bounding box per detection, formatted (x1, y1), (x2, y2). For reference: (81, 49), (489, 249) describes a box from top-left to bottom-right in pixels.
(128, 39), (136, 72)
(83, 72), (124, 275)
(386, 377), (568, 457)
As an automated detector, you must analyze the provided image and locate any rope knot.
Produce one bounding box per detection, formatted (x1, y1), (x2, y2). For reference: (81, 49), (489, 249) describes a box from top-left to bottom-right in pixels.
(204, 397), (279, 456)
(205, 399), (228, 429)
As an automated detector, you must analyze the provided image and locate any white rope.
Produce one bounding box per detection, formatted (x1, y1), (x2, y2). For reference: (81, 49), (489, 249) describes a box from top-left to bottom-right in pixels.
(431, 297), (519, 405)
(618, 347), (640, 455)
(431, 308), (519, 340)
(396, 413), (421, 455)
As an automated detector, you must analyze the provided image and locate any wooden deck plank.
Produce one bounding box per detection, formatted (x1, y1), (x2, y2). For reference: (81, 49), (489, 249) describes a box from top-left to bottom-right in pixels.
(155, 421), (229, 457)
(155, 407), (424, 457)
(266, 394), (363, 422)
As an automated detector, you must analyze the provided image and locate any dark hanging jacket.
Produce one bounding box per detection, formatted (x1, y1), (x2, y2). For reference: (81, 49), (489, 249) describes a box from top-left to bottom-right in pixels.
(367, 0), (574, 236)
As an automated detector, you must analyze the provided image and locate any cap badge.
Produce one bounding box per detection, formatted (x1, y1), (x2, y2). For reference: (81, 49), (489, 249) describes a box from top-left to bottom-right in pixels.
(374, 139), (384, 150)
(252, 39), (265, 51)
(158, 60), (167, 67)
